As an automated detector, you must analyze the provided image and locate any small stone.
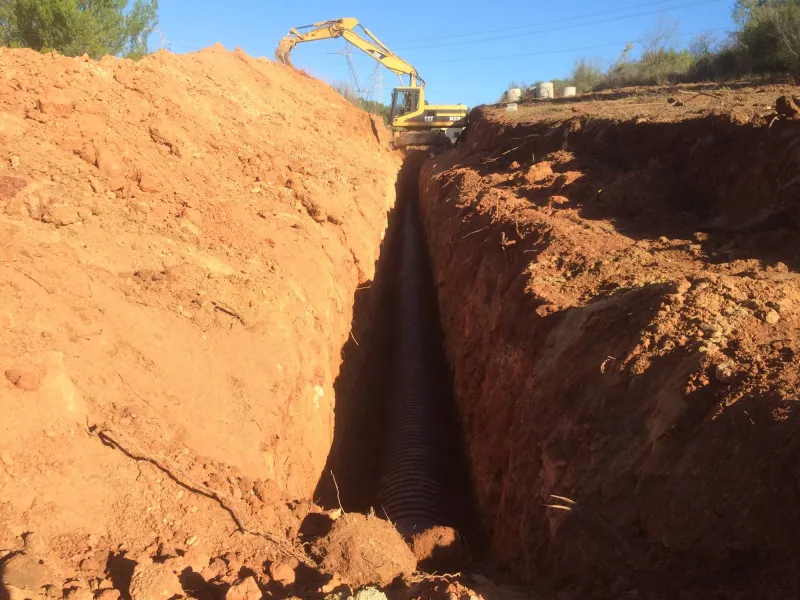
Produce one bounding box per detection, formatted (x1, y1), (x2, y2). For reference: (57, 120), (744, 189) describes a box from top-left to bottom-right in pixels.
(764, 309), (780, 325)
(209, 558), (227, 575)
(319, 575), (342, 594)
(715, 363), (734, 383)
(138, 174), (159, 193)
(269, 561), (295, 585)
(4, 368), (41, 391)
(129, 560), (183, 600)
(95, 590), (121, 600)
(183, 549), (206, 571)
(108, 175), (126, 192)
(700, 323), (723, 338)
(225, 576), (261, 600)
(10, 155), (20, 168)
(5, 367), (23, 384)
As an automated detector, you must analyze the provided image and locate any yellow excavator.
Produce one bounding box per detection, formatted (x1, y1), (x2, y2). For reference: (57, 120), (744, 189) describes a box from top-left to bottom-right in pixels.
(276, 18), (468, 147)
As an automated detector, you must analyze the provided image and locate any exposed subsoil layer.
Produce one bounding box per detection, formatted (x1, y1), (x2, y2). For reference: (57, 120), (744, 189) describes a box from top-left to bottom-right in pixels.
(0, 45), (518, 600)
(7, 41), (800, 600)
(420, 85), (800, 598)
(0, 44), (411, 596)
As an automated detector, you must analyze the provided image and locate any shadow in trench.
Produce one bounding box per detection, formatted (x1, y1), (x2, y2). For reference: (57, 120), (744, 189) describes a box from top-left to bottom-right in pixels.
(312, 155), (412, 512)
(314, 150), (483, 551)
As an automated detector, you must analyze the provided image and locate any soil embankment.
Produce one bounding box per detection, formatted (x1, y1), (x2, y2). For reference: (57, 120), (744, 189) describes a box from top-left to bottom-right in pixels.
(0, 44), (399, 584)
(419, 87), (800, 597)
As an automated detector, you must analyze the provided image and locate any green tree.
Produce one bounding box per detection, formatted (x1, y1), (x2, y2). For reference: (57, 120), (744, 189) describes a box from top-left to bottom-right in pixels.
(0, 0), (158, 59)
(734, 0), (800, 72)
(569, 58), (604, 92)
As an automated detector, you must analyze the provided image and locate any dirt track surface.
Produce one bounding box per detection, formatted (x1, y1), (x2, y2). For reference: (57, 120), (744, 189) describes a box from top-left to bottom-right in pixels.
(420, 86), (800, 597)
(0, 45), (403, 595)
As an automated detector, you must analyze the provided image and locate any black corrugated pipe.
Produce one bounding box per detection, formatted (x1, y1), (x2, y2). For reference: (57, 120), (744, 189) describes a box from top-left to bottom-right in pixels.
(376, 197), (452, 536)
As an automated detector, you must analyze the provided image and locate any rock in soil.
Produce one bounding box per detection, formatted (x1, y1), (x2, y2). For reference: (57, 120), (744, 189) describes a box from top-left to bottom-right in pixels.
(4, 368), (41, 391)
(268, 561), (295, 585)
(129, 560), (183, 600)
(224, 576), (261, 600)
(4, 584), (44, 600)
(1, 553), (56, 590)
(313, 513), (417, 588)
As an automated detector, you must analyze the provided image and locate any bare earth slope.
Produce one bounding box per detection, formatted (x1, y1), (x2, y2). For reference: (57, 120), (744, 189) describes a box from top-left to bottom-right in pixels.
(420, 86), (800, 598)
(0, 45), (398, 574)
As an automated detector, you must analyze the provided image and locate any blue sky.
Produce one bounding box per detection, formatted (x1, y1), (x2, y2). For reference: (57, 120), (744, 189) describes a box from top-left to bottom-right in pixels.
(154, 0), (736, 107)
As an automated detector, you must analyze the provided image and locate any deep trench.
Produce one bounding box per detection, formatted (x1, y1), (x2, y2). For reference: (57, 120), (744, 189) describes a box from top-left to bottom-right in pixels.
(314, 151), (480, 547)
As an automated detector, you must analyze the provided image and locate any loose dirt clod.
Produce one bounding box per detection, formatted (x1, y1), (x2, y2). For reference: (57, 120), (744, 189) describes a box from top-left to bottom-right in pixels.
(409, 526), (465, 572)
(129, 560), (183, 600)
(268, 561), (295, 585)
(224, 576), (261, 600)
(313, 514), (417, 588)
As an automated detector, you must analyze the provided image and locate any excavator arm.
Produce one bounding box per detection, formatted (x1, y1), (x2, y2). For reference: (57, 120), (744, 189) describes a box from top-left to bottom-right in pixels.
(275, 18), (423, 87)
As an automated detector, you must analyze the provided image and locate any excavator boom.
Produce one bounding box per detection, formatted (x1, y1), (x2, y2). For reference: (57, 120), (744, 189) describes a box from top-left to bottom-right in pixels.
(276, 18), (468, 147)
(276, 18), (422, 86)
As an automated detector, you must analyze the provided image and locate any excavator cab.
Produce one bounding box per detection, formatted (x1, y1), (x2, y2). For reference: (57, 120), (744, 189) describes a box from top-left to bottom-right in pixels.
(390, 87), (420, 120)
(390, 86), (468, 131)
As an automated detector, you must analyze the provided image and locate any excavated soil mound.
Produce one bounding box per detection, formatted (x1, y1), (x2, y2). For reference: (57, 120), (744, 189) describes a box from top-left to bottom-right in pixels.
(313, 513), (417, 589)
(0, 45), (400, 597)
(420, 87), (800, 598)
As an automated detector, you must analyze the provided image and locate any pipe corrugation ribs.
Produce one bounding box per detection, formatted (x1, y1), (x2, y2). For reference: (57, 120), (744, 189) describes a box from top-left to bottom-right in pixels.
(377, 199), (449, 536)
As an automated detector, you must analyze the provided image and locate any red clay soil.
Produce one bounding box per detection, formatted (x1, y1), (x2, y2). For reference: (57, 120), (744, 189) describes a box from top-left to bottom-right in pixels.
(0, 44), (409, 598)
(420, 86), (800, 598)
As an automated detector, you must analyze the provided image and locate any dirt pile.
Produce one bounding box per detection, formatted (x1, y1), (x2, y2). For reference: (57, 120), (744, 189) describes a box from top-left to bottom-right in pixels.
(0, 44), (407, 598)
(420, 87), (800, 597)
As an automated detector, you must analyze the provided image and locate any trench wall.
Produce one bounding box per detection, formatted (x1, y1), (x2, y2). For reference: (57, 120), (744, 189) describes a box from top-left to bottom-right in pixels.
(418, 106), (800, 594)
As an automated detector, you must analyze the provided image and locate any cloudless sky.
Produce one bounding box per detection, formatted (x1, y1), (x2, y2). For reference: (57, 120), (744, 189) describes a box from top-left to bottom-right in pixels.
(154, 0), (736, 108)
